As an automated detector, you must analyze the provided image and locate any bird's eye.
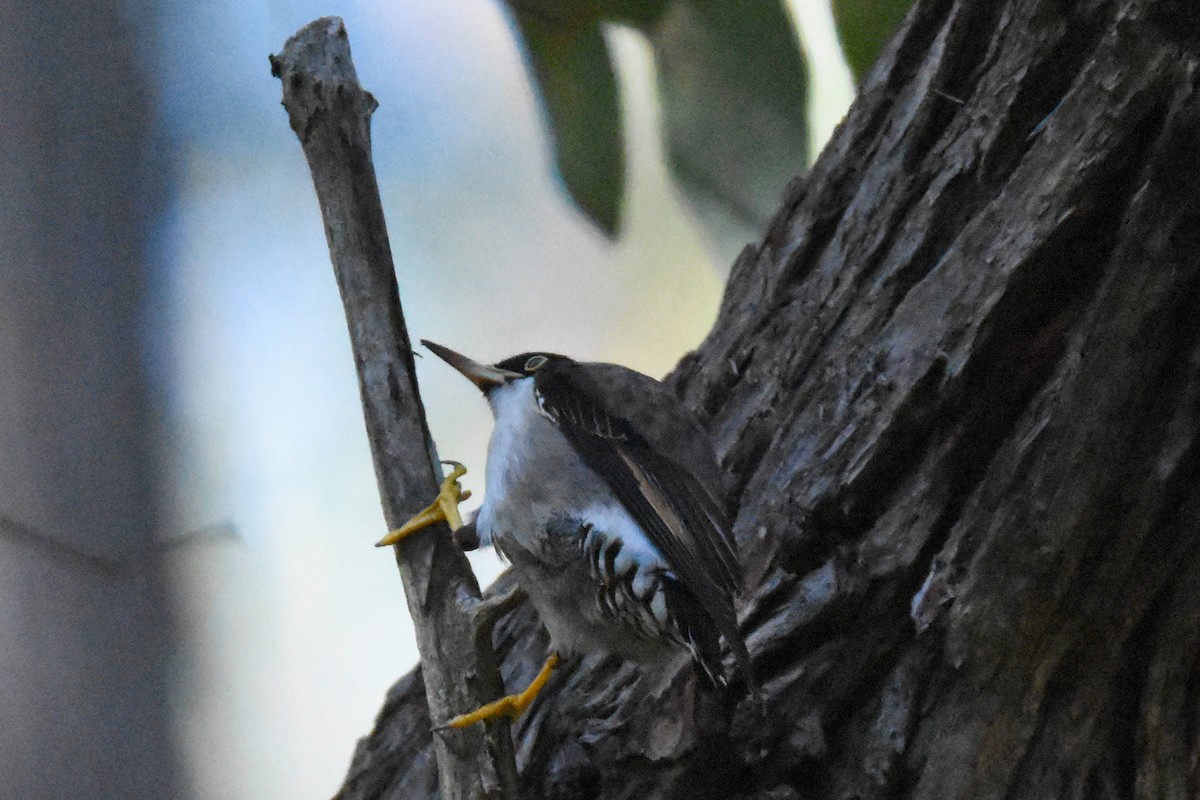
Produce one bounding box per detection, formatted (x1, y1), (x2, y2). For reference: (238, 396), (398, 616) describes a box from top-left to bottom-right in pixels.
(524, 355), (548, 372)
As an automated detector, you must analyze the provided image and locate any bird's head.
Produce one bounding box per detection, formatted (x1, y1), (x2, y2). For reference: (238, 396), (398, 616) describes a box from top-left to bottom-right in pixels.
(422, 339), (569, 395)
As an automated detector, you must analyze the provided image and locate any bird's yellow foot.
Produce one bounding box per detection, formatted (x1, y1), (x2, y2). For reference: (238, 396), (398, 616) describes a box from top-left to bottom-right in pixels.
(439, 652), (560, 730)
(376, 461), (471, 547)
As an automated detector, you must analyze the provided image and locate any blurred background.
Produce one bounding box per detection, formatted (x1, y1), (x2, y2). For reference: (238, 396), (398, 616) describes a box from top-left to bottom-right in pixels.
(0, 0), (859, 797)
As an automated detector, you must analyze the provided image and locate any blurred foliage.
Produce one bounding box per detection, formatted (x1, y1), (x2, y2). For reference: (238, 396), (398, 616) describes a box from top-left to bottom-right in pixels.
(517, 13), (626, 234)
(831, 0), (915, 80)
(651, 0), (808, 266)
(505, 0), (909, 263)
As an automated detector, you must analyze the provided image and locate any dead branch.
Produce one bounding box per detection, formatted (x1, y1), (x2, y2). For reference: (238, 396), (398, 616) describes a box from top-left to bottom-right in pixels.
(270, 18), (518, 800)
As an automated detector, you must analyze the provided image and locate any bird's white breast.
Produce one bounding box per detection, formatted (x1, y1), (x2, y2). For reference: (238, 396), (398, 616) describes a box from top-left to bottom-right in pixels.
(478, 377), (540, 534)
(476, 377), (584, 551)
(476, 376), (667, 563)
(472, 375), (677, 659)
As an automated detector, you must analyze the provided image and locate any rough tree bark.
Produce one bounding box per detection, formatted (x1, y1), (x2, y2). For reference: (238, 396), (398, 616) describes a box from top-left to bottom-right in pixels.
(338, 0), (1200, 798)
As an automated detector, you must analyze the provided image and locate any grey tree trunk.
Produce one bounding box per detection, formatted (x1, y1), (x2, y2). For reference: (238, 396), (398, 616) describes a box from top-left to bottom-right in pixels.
(337, 0), (1200, 797)
(0, 3), (179, 798)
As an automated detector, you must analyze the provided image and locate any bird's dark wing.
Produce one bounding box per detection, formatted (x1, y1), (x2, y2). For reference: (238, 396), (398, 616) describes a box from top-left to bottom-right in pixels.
(533, 364), (752, 682)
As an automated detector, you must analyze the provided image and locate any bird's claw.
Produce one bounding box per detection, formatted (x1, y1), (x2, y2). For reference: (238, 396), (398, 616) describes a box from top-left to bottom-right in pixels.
(434, 652), (559, 732)
(376, 461), (471, 547)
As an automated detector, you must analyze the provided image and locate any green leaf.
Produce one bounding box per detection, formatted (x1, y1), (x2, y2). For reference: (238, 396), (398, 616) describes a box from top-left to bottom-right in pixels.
(650, 0), (809, 266)
(511, 11), (626, 236)
(507, 0), (671, 30)
(831, 0), (915, 80)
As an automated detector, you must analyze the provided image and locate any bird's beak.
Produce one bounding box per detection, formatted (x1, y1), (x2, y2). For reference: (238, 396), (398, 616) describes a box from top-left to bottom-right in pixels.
(422, 340), (521, 392)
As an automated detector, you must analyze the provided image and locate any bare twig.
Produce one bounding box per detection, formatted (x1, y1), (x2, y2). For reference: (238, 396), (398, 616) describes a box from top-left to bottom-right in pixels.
(270, 18), (518, 800)
(0, 512), (238, 575)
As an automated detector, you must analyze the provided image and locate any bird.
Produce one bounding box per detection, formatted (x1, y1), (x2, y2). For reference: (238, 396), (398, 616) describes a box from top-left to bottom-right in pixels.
(378, 340), (754, 728)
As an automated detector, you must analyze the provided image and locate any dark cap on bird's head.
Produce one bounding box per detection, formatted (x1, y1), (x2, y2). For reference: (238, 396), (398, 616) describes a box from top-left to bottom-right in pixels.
(422, 339), (569, 393)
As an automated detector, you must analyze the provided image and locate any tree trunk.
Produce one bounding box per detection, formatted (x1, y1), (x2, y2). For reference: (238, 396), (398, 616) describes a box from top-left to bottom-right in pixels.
(0, 3), (179, 798)
(337, 0), (1200, 798)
